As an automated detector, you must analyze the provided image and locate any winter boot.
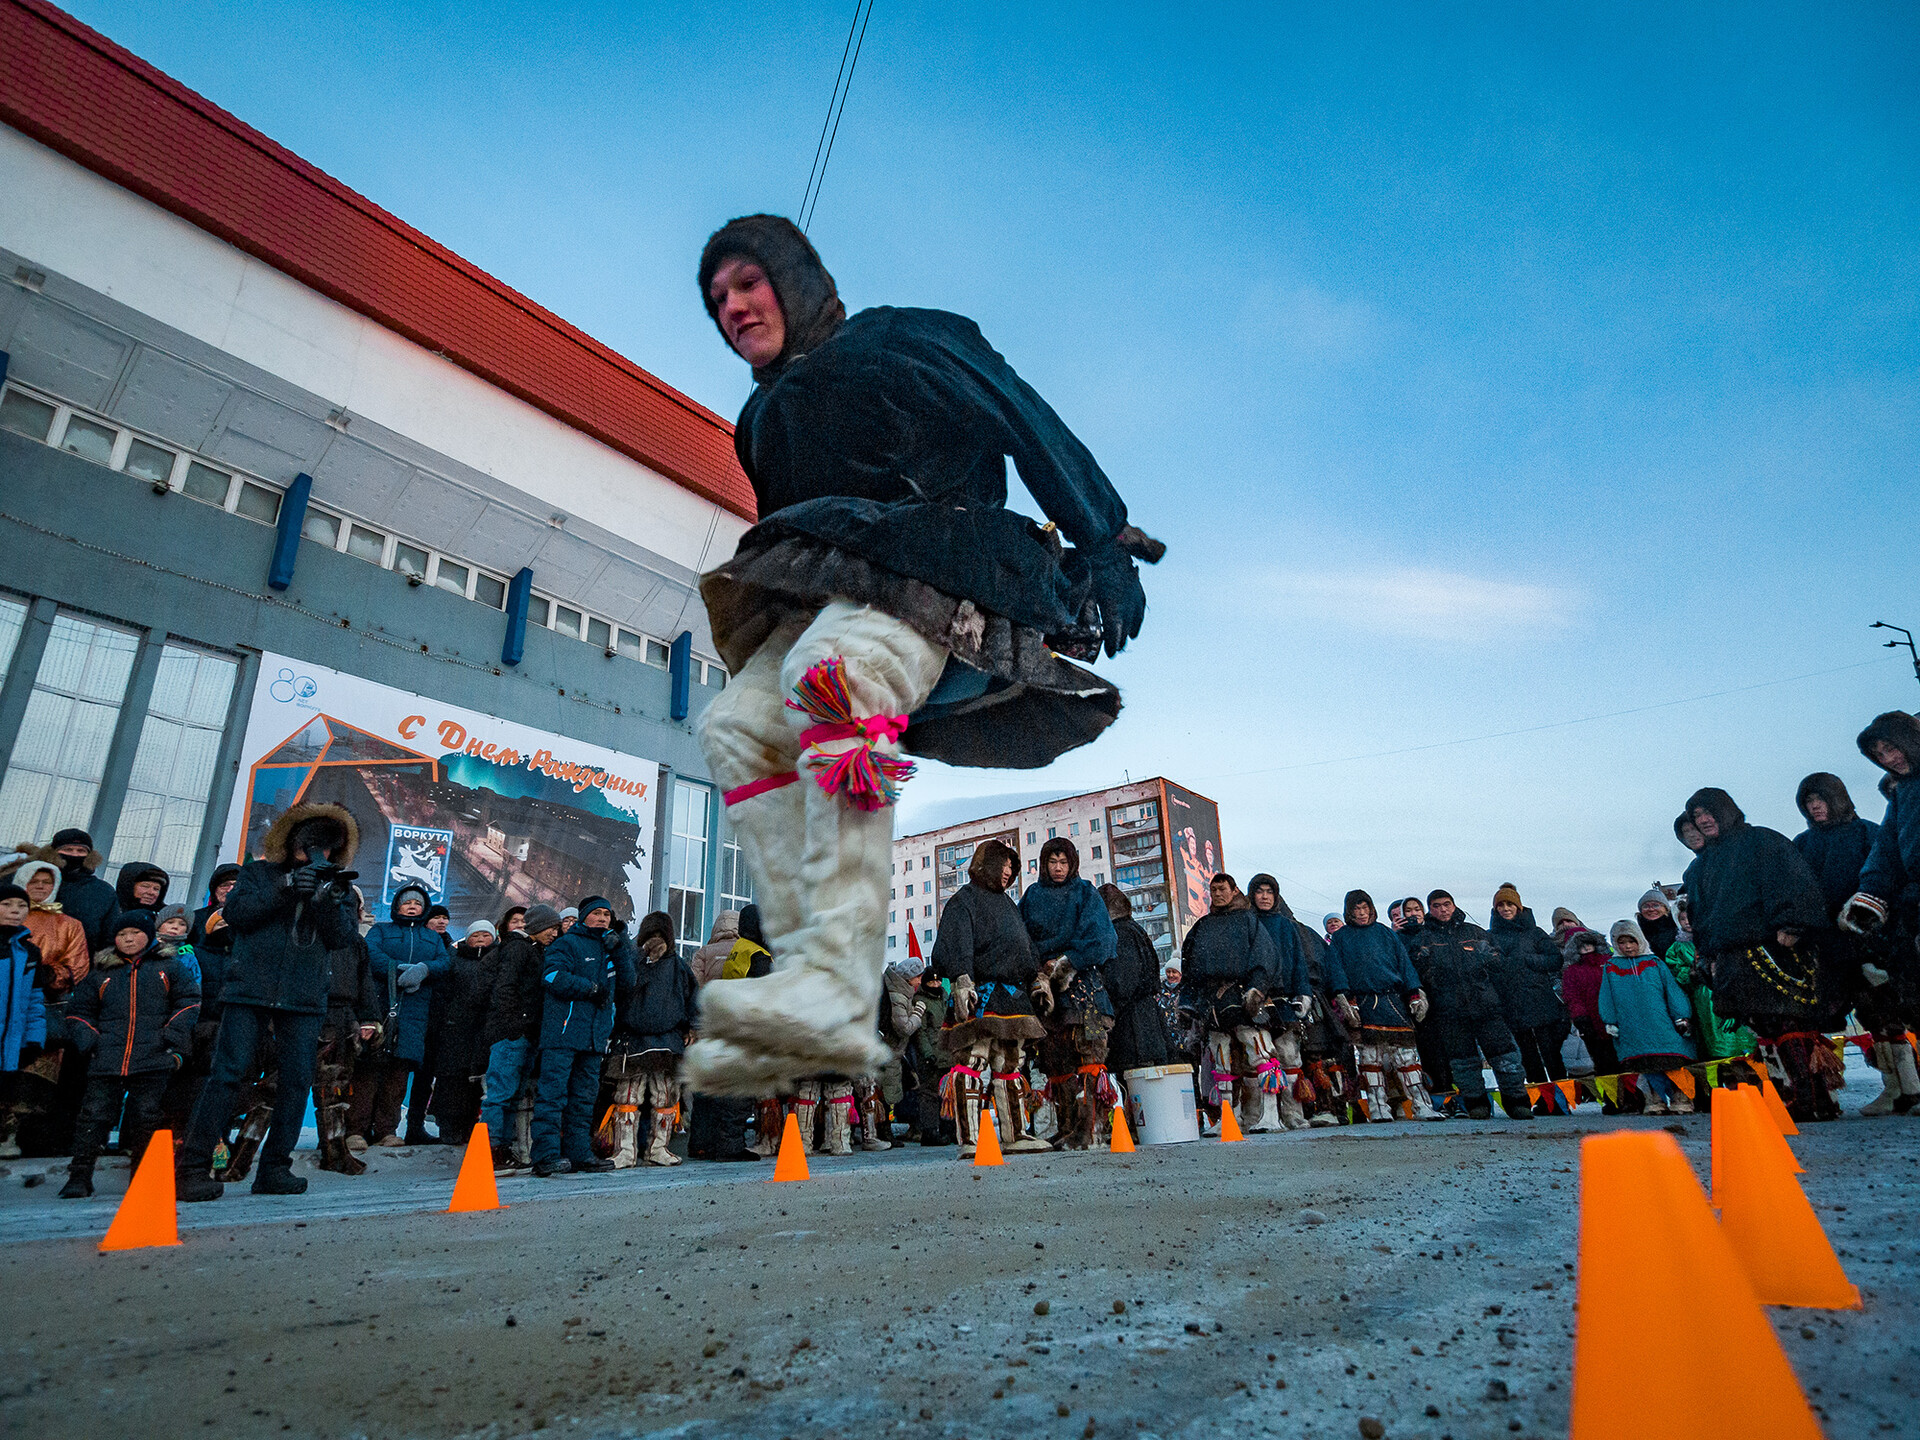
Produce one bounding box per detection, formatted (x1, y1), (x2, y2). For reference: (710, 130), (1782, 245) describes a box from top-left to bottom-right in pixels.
(643, 1109), (683, 1166)
(1244, 1083), (1282, 1134)
(1357, 1048), (1395, 1122)
(59, 1165), (94, 1199)
(1083, 1079), (1113, 1150)
(1001, 1075), (1054, 1152)
(1500, 1090), (1535, 1120)
(319, 1130), (367, 1177)
(491, 1145), (520, 1174)
(609, 1088), (643, 1169)
(510, 1087), (535, 1168)
(252, 1164), (308, 1196)
(1892, 1039), (1920, 1114)
(1275, 1077), (1311, 1131)
(821, 1082), (856, 1156)
(216, 1107), (268, 1182)
(792, 1082), (822, 1155)
(954, 1070), (983, 1159)
(1463, 1094), (1493, 1120)
(857, 1093), (893, 1152)
(177, 1159), (224, 1202)
(1393, 1049), (1444, 1121)
(751, 1098), (784, 1157)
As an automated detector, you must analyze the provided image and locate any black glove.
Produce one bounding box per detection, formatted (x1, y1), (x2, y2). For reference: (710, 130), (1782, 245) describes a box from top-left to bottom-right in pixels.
(588, 983), (606, 1003)
(1086, 542), (1146, 658)
(287, 865), (322, 898)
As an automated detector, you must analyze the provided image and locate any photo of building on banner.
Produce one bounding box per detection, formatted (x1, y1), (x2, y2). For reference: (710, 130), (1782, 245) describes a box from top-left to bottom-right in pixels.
(219, 654), (662, 923)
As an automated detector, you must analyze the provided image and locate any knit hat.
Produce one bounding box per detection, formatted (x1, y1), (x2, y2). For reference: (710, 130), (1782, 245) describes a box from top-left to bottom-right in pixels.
(893, 954), (927, 979)
(156, 903), (190, 931)
(426, 903), (451, 923)
(523, 904), (563, 936)
(464, 921), (498, 942)
(1551, 906), (1579, 930)
(1493, 883), (1523, 910)
(1425, 888), (1453, 907)
(113, 910), (157, 942)
(1637, 889), (1672, 917)
(1322, 913), (1341, 929)
(50, 827), (93, 850)
(577, 896), (614, 922)
(0, 883), (27, 908)
(560, 907), (580, 921)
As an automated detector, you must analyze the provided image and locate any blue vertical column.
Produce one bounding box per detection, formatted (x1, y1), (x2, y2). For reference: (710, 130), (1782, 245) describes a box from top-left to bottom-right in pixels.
(266, 473), (313, 590)
(501, 568), (533, 666)
(669, 631), (692, 721)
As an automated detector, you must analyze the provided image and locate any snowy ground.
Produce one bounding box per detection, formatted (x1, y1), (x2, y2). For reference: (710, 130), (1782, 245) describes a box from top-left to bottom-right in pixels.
(1, 1063), (1914, 1440)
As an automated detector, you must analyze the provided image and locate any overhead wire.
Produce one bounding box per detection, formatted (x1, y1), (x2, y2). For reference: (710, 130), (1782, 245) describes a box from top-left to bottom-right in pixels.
(798, 0), (875, 233)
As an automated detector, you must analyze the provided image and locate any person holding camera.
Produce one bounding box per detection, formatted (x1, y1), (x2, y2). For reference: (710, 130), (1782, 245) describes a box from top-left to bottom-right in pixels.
(177, 802), (361, 1201)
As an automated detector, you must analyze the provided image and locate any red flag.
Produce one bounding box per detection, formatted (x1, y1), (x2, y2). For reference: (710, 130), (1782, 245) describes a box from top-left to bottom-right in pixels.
(907, 920), (924, 962)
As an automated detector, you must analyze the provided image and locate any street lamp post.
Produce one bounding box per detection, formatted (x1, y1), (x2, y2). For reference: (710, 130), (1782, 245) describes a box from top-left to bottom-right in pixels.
(1871, 621), (1920, 688)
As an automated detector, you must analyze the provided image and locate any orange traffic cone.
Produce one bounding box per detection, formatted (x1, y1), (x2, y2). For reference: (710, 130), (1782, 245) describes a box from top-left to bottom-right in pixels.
(973, 1108), (1004, 1167)
(1715, 1087), (1859, 1309)
(1110, 1105), (1136, 1153)
(1747, 1058), (1798, 1135)
(1569, 1131), (1821, 1440)
(771, 1111), (810, 1182)
(100, 1130), (180, 1252)
(448, 1122), (504, 1213)
(1711, 1086), (1799, 1204)
(1218, 1102), (1244, 1143)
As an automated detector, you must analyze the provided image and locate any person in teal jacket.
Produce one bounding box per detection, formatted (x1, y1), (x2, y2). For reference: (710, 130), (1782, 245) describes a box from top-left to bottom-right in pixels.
(1661, 899), (1755, 1064)
(1601, 920), (1696, 1114)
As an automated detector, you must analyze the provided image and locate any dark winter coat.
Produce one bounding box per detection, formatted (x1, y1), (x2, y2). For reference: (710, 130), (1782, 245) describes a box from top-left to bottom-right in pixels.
(1854, 714), (1920, 909)
(1178, 897), (1278, 993)
(616, 945), (697, 1057)
(66, 941), (199, 1077)
(1793, 772), (1880, 919)
(483, 933), (548, 1046)
(325, 932), (380, 1024)
(1018, 876), (1117, 972)
(1251, 908), (1308, 999)
(54, 852), (117, 951)
(933, 883), (1039, 994)
(1325, 911), (1422, 1032)
(1685, 802), (1830, 957)
(365, 893), (454, 1067)
(1, 924), (46, 1070)
(432, 943), (495, 1078)
(1407, 911), (1506, 1031)
(1483, 907), (1568, 1031)
(189, 864), (241, 948)
(1105, 913), (1171, 1074)
(539, 924), (631, 1052)
(217, 801), (361, 1016)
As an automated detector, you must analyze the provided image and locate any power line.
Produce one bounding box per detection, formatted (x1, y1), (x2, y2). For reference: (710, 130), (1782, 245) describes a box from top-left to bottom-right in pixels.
(1191, 656), (1895, 785)
(798, 0), (875, 233)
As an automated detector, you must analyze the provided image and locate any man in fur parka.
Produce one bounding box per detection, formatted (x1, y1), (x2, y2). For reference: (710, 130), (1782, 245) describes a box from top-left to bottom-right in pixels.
(1020, 837), (1119, 1149)
(931, 838), (1050, 1156)
(1178, 873), (1286, 1134)
(687, 216), (1159, 1099)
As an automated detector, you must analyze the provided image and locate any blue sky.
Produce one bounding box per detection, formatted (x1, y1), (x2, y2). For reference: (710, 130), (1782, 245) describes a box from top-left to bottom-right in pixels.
(71, 1), (1919, 927)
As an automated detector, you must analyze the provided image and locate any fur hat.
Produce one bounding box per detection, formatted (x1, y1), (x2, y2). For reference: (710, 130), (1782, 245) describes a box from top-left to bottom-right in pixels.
(259, 802), (359, 866)
(1684, 787), (1746, 834)
(523, 904), (563, 936)
(968, 839), (1019, 892)
(1493, 883), (1523, 911)
(1795, 772), (1858, 826)
(1857, 711), (1920, 777)
(50, 827), (92, 851)
(637, 911), (675, 951)
(697, 214), (847, 383)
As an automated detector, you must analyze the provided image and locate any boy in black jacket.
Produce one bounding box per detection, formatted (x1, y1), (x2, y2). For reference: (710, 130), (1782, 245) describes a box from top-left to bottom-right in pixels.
(178, 802), (360, 1201)
(62, 911), (199, 1197)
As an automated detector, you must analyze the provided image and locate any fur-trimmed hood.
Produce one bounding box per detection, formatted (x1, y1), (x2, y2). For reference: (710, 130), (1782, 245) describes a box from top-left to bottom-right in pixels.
(1857, 711), (1920, 779)
(1099, 881), (1132, 920)
(91, 937), (177, 971)
(1684, 787), (1746, 838)
(258, 802), (360, 866)
(1795, 772), (1858, 826)
(1, 841), (105, 881)
(1035, 836), (1081, 884)
(968, 838), (1019, 892)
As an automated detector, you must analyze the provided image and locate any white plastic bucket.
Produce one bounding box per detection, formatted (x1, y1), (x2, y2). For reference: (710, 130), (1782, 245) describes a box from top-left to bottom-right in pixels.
(1123, 1064), (1200, 1145)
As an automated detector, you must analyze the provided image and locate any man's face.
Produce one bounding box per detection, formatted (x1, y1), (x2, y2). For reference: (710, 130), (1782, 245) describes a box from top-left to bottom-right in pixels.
(560, 916), (577, 933)
(397, 895), (425, 918)
(709, 258), (786, 368)
(1351, 901), (1375, 927)
(158, 917), (189, 940)
(506, 912), (526, 934)
(1803, 795), (1830, 825)
(531, 925), (561, 945)
(213, 877), (236, 904)
(132, 878), (162, 907)
(1403, 900), (1425, 926)
(1251, 884), (1276, 914)
(114, 928), (147, 956)
(1872, 740), (1913, 777)
(1209, 879), (1233, 911)
(56, 843), (89, 868)
(428, 915), (449, 933)
(585, 910), (612, 931)
(24, 871), (55, 904)
(1429, 897), (1455, 924)
(1494, 900), (1519, 922)
(1388, 903), (1404, 928)
(1678, 820), (1704, 851)
(1691, 808), (1721, 841)
(1045, 853), (1071, 884)
(0, 897), (27, 926)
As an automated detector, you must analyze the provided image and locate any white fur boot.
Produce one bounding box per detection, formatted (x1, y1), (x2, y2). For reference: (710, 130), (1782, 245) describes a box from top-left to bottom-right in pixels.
(1862, 1041), (1902, 1117)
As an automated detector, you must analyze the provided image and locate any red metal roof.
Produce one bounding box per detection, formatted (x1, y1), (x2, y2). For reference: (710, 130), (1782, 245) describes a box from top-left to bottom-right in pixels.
(0, 0), (756, 520)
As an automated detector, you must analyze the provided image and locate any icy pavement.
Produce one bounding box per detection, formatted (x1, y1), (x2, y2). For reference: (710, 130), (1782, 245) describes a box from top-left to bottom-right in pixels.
(1, 1070), (1914, 1440)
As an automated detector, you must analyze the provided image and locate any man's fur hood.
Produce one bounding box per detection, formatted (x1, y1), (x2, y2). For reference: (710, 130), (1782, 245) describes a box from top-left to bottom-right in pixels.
(1, 841), (105, 879)
(1858, 711), (1920, 779)
(1684, 787), (1746, 836)
(1795, 772), (1859, 826)
(258, 802), (360, 866)
(1036, 837), (1081, 884)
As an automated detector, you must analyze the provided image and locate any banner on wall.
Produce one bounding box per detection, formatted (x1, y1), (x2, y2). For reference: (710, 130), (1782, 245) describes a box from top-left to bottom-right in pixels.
(220, 654), (660, 928)
(1163, 780), (1224, 940)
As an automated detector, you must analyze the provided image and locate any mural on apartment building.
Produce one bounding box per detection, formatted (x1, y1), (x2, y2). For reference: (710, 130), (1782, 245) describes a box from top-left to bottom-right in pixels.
(222, 654), (660, 924)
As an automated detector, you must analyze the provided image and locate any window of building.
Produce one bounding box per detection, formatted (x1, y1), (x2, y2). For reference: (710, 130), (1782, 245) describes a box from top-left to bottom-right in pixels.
(887, 934), (897, 949)
(234, 481), (281, 524)
(1068, 822), (1079, 836)
(1028, 858), (1038, 871)
(923, 903), (932, 918)
(921, 856), (929, 869)
(0, 613), (139, 844)
(1095, 872), (1105, 886)
(302, 509), (341, 548)
(553, 606), (582, 640)
(0, 595), (27, 687)
(922, 928), (932, 943)
(1090, 819), (1101, 833)
(888, 910), (896, 924)
(433, 558), (469, 597)
(667, 779), (711, 959)
(646, 638), (671, 668)
(1026, 831), (1035, 844)
(346, 523), (387, 564)
(107, 643), (239, 881)
(587, 618), (612, 650)
(123, 439), (174, 486)
(474, 573), (507, 610)
(1091, 845), (1103, 859)
(719, 833), (753, 914)
(526, 596), (550, 627)
(182, 461), (232, 506)
(60, 414), (117, 466)
(393, 542), (429, 579)
(0, 389), (57, 441)
(1047, 826), (1057, 839)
